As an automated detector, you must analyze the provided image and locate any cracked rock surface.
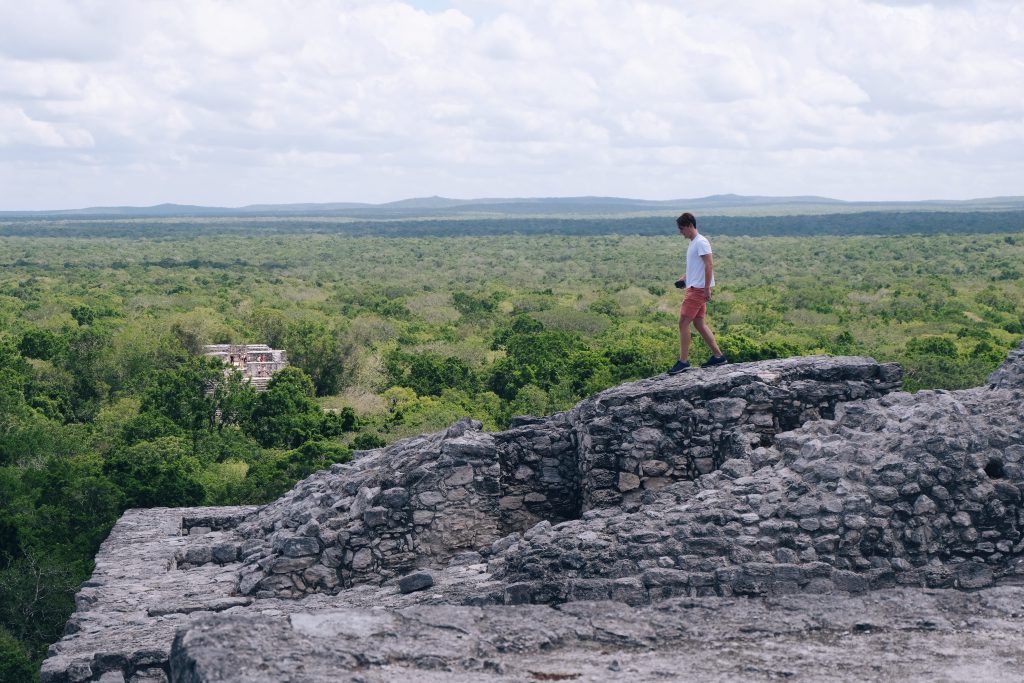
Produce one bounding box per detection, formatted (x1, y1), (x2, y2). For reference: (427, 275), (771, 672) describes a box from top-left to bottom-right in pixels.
(172, 589), (1024, 683)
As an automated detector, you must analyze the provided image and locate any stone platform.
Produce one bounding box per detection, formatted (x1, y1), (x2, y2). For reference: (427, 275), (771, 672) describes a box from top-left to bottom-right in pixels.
(41, 343), (1024, 682)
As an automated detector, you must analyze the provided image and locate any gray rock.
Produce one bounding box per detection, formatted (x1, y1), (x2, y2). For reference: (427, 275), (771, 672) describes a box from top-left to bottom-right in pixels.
(398, 572), (434, 593)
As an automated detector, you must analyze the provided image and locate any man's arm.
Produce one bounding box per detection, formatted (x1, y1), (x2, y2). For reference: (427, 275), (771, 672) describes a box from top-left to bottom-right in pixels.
(701, 253), (713, 300)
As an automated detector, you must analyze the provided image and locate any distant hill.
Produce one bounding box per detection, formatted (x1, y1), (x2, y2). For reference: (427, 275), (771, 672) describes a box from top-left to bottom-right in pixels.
(4, 194), (1024, 219)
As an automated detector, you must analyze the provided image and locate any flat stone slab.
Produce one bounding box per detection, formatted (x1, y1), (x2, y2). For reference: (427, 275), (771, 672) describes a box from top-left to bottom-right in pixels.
(40, 507), (508, 683)
(171, 591), (1024, 682)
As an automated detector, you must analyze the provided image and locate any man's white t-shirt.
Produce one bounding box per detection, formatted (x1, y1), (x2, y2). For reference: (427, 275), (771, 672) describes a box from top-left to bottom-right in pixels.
(685, 233), (715, 288)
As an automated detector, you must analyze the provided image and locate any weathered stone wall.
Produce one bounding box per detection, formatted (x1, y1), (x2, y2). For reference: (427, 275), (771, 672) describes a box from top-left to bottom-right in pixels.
(492, 378), (1024, 604)
(494, 415), (580, 531)
(229, 355), (901, 599)
(234, 419), (503, 597)
(571, 357), (901, 509)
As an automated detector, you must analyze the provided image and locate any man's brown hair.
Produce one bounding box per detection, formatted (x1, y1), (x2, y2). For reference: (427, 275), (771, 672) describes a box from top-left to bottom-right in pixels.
(676, 212), (696, 229)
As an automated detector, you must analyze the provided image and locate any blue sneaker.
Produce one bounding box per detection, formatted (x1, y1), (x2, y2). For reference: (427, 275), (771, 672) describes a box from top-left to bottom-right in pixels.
(668, 360), (691, 375)
(701, 355), (728, 368)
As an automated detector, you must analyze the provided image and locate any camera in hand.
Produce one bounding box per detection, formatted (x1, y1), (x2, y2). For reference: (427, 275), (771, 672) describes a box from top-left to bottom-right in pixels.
(674, 278), (686, 289)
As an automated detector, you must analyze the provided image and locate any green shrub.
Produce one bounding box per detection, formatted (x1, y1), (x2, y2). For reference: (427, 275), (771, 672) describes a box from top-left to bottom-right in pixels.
(103, 437), (204, 508)
(0, 626), (35, 683)
(352, 432), (386, 450)
(905, 336), (957, 357)
(718, 334), (801, 363)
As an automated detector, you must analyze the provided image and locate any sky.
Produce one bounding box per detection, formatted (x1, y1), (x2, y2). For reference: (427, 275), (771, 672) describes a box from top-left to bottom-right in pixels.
(0, 0), (1021, 210)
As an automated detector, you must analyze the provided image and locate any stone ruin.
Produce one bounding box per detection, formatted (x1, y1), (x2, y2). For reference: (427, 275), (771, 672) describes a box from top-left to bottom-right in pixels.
(41, 341), (1024, 682)
(202, 344), (287, 392)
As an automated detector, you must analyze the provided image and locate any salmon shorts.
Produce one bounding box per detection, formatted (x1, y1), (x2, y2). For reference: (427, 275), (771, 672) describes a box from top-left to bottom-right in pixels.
(681, 287), (708, 319)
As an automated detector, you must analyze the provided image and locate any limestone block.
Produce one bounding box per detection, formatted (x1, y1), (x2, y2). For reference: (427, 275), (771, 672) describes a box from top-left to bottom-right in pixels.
(277, 537), (320, 558)
(693, 458), (715, 475)
(539, 466), (562, 484)
(351, 548), (374, 571)
(819, 516), (841, 531)
(813, 461), (844, 481)
(270, 556), (316, 573)
(523, 520), (552, 541)
(913, 495), (938, 515)
(321, 548), (345, 568)
(641, 459), (670, 476)
(445, 466), (475, 486)
(504, 582), (534, 605)
(720, 459), (752, 479)
(184, 546), (213, 565)
(951, 511), (972, 527)
(870, 486), (899, 502)
(631, 427), (663, 444)
(618, 472), (641, 492)
(350, 487), (380, 520)
(642, 477), (672, 491)
(588, 469), (617, 489)
(398, 571), (435, 593)
(708, 398), (747, 421)
(212, 543), (240, 564)
(362, 507), (389, 528)
(491, 533), (519, 555)
(499, 496), (524, 511)
(514, 465), (535, 481)
(831, 569), (869, 593)
(609, 577), (647, 605)
(381, 487), (410, 509)
(447, 487), (469, 501)
(303, 564), (339, 590)
(417, 491), (445, 507)
(412, 510), (434, 525)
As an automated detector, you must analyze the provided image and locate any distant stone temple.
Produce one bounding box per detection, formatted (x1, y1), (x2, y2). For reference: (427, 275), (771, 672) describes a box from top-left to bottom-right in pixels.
(203, 343), (288, 392)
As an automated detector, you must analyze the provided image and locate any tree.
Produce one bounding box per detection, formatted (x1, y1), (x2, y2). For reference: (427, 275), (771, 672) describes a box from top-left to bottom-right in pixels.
(276, 440), (352, 481)
(451, 291), (497, 318)
(385, 351), (477, 397)
(70, 305), (96, 327)
(140, 356), (256, 454)
(103, 437), (204, 509)
(15, 454), (124, 558)
(905, 336), (958, 358)
(284, 319), (346, 396)
(141, 357), (221, 434)
(247, 307), (289, 349)
(244, 367), (325, 449)
(320, 407), (358, 437)
(509, 384), (549, 419)
(489, 329), (584, 399)
(62, 324), (114, 419)
(18, 328), (67, 361)
(0, 625), (35, 682)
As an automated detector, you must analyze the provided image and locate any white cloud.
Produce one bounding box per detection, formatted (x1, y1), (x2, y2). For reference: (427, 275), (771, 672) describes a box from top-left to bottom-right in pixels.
(0, 0), (1020, 209)
(0, 104), (94, 147)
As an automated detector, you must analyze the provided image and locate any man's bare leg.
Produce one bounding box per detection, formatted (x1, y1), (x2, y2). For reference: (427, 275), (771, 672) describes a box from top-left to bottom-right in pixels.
(678, 314), (694, 361)
(693, 317), (723, 358)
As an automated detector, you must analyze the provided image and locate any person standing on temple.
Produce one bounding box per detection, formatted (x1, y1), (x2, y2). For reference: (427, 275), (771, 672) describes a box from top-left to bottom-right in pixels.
(668, 212), (728, 374)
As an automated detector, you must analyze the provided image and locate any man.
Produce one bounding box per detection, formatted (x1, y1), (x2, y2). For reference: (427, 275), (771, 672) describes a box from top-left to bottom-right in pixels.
(668, 212), (728, 374)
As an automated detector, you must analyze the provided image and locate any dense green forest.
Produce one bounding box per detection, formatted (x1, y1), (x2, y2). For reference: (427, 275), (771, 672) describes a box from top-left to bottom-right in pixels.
(2, 208), (1024, 239)
(1, 219), (1023, 675)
